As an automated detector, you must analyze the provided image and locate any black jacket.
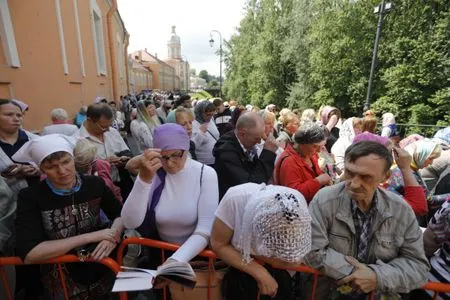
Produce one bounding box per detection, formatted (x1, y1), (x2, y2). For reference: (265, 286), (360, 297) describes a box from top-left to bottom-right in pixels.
(213, 131), (276, 199)
(214, 108), (233, 137)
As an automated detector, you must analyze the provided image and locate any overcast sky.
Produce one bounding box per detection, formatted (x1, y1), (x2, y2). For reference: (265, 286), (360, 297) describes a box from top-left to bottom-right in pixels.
(117, 0), (247, 77)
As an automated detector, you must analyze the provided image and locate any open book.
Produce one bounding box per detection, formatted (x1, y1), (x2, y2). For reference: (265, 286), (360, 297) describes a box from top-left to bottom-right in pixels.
(112, 261), (197, 292)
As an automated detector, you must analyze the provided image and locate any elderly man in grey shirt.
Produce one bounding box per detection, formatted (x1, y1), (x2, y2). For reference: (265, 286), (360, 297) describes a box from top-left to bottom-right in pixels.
(304, 141), (430, 299)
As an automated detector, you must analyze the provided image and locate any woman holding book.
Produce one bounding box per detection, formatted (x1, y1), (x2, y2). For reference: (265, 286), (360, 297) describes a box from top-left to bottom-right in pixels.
(121, 123), (219, 264)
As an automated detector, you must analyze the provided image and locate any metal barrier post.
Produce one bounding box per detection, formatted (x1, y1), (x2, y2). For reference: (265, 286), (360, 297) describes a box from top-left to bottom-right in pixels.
(0, 266), (13, 300)
(0, 255), (127, 300)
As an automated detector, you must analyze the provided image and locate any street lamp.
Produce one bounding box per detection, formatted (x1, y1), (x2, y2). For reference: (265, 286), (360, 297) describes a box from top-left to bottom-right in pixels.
(209, 30), (222, 98)
(364, 0), (392, 112)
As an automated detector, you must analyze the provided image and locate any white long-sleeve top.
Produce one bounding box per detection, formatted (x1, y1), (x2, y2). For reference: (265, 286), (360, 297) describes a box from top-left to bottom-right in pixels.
(121, 158), (219, 262)
(192, 120), (220, 165)
(130, 120), (154, 154)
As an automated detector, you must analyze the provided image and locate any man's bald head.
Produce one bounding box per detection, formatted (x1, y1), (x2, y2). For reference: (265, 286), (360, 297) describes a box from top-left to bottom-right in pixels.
(236, 112), (263, 130)
(235, 112), (265, 150)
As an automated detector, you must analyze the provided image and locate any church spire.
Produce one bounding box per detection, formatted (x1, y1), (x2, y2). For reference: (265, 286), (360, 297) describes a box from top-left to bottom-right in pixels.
(168, 25), (181, 59)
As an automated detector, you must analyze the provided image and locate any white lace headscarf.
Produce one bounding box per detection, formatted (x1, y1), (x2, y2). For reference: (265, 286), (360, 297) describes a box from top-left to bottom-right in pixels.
(240, 185), (311, 264)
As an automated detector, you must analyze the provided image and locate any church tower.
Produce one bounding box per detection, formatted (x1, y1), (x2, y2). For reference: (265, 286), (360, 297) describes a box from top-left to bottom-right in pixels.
(167, 26), (181, 60)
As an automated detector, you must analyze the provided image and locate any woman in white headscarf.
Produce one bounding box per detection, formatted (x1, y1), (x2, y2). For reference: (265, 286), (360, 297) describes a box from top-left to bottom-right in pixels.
(192, 100), (220, 166)
(130, 100), (162, 154)
(13, 134), (124, 299)
(331, 117), (363, 173)
(211, 183), (311, 299)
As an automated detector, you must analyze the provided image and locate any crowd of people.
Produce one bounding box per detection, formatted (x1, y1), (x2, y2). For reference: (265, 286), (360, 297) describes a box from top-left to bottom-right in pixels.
(0, 93), (449, 300)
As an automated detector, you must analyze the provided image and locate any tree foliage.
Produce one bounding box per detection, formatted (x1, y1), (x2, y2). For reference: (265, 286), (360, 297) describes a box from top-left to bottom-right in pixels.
(224, 0), (449, 131)
(199, 70), (210, 82)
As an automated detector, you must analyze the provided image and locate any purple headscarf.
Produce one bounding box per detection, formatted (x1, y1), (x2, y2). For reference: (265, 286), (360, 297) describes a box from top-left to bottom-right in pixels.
(153, 123), (190, 151)
(353, 132), (389, 146)
(320, 106), (339, 125)
(399, 134), (424, 149)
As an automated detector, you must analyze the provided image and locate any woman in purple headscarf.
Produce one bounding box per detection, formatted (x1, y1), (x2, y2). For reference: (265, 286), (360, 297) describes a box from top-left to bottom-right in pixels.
(121, 124), (219, 268)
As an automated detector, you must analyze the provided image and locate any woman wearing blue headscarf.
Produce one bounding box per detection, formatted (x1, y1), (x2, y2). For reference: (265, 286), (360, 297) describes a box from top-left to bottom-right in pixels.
(386, 139), (441, 224)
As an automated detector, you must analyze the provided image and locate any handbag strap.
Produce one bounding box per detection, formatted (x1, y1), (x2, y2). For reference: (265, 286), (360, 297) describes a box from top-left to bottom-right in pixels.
(206, 129), (218, 141)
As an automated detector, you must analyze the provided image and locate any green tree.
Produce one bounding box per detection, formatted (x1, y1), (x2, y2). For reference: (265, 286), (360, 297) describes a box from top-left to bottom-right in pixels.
(208, 80), (219, 88)
(199, 70), (210, 83)
(224, 0), (449, 132)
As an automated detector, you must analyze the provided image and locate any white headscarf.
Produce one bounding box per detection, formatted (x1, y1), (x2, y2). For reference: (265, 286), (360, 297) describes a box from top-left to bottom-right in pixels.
(12, 134), (76, 167)
(240, 185), (311, 264)
(382, 113), (396, 127)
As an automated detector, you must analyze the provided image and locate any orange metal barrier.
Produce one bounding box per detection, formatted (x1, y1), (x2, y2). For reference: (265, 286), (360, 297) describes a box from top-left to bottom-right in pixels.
(117, 237), (217, 300)
(422, 282), (450, 300)
(265, 263), (450, 300)
(118, 237), (450, 300)
(0, 255), (127, 300)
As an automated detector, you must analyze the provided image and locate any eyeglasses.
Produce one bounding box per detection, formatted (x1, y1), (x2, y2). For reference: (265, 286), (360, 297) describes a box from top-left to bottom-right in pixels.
(93, 121), (110, 132)
(160, 150), (185, 163)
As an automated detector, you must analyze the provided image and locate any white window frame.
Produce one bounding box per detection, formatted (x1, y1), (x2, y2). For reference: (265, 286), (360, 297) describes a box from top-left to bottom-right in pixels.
(55, 0), (68, 74)
(116, 33), (124, 79)
(90, 0), (107, 75)
(0, 0), (20, 67)
(73, 0), (85, 77)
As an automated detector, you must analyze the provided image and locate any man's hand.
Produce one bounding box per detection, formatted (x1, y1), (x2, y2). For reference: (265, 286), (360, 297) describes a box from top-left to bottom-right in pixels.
(393, 147), (412, 171)
(263, 135), (279, 153)
(138, 149), (162, 183)
(337, 256), (377, 294)
(255, 268), (278, 297)
(107, 156), (122, 166)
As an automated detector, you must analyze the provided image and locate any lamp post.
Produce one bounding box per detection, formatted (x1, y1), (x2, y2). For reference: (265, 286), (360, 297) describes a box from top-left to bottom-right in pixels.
(209, 30), (222, 98)
(364, 0), (392, 112)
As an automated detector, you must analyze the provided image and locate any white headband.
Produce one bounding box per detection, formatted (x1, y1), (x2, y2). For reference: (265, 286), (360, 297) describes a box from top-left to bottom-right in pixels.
(12, 134), (76, 166)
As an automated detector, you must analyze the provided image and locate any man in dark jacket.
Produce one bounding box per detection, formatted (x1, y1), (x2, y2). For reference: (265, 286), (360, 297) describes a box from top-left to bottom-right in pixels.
(213, 112), (278, 199)
(213, 98), (233, 136)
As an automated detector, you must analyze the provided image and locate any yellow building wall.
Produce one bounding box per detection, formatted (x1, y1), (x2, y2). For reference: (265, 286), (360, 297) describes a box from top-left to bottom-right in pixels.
(0, 0), (128, 131)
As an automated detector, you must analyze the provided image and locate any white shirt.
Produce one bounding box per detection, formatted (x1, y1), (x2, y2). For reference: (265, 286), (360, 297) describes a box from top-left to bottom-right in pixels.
(41, 124), (79, 137)
(192, 120), (220, 165)
(214, 183), (265, 253)
(121, 158), (219, 262)
(79, 123), (129, 181)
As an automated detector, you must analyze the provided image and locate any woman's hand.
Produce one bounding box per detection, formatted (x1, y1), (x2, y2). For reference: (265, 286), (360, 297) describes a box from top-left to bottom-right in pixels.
(90, 240), (117, 260)
(255, 268), (278, 297)
(138, 149), (162, 183)
(90, 228), (120, 244)
(316, 173), (332, 186)
(393, 147), (412, 171)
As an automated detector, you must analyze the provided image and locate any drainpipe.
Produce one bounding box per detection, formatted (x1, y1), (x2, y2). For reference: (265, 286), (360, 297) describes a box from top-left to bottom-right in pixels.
(107, 0), (118, 101)
(124, 31), (130, 94)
